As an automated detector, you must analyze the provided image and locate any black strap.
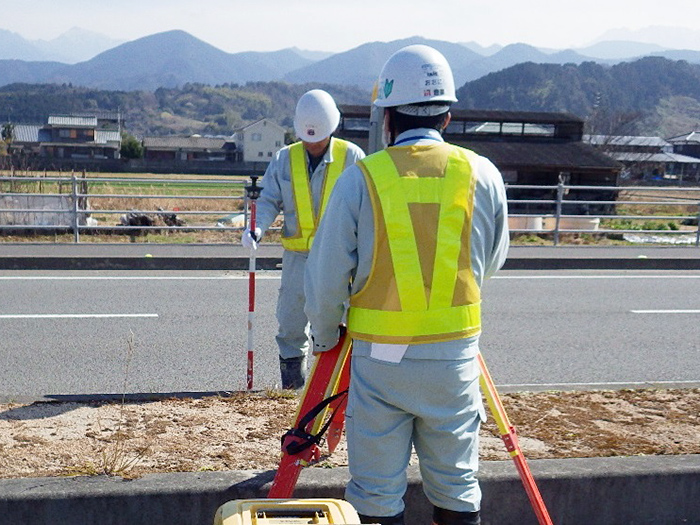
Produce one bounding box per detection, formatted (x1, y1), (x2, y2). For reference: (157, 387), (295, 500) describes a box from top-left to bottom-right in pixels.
(282, 389), (348, 455)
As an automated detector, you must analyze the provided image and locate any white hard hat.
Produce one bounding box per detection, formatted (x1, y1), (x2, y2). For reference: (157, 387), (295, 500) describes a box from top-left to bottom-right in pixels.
(293, 89), (341, 143)
(374, 44), (457, 111)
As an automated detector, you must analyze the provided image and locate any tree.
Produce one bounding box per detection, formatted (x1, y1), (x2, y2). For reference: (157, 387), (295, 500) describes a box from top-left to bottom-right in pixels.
(120, 132), (144, 159)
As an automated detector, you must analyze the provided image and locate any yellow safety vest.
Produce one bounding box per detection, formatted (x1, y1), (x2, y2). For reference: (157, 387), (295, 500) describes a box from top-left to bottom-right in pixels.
(282, 138), (350, 252)
(348, 143), (482, 345)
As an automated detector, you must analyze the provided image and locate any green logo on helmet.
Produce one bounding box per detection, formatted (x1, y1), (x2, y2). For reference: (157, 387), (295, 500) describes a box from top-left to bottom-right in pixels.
(383, 79), (394, 99)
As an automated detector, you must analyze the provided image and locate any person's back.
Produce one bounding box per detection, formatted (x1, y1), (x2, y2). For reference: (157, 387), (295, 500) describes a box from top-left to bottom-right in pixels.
(305, 45), (508, 525)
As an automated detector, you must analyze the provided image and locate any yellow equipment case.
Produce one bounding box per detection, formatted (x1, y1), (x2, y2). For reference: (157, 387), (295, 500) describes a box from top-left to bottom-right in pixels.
(214, 498), (361, 525)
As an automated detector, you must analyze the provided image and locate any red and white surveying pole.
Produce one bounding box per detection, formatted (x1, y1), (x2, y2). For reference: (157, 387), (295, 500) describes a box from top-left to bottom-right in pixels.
(245, 176), (262, 391)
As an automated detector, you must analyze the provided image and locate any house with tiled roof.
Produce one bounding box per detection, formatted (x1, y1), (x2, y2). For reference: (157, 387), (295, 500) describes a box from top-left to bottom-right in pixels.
(585, 134), (700, 183)
(667, 131), (700, 161)
(8, 124), (50, 156)
(6, 113), (122, 160)
(142, 118), (286, 164)
(42, 115), (121, 159)
(142, 135), (236, 161)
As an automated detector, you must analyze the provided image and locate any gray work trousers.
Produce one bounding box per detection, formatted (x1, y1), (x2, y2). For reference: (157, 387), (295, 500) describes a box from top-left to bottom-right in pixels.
(275, 250), (310, 360)
(345, 354), (484, 517)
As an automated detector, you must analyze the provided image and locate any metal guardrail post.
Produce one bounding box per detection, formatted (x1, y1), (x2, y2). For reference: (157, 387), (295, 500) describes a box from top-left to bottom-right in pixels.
(696, 202), (700, 248)
(554, 181), (565, 246)
(71, 174), (80, 243)
(243, 192), (249, 231)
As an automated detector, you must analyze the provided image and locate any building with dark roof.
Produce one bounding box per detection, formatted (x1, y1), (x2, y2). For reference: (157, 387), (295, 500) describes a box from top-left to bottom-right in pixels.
(667, 131), (700, 162)
(585, 134), (700, 184)
(142, 136), (234, 161)
(6, 114), (122, 161)
(336, 106), (622, 214)
(142, 119), (285, 164)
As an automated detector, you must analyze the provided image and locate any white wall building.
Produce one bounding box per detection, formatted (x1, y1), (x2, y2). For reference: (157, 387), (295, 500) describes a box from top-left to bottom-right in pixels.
(232, 118), (286, 163)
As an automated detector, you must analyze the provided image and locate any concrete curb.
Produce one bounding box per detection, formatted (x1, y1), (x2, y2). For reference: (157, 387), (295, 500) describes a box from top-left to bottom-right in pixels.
(1, 455), (698, 525)
(1, 243), (700, 271)
(503, 257), (700, 270)
(0, 256), (283, 271)
(2, 255), (700, 271)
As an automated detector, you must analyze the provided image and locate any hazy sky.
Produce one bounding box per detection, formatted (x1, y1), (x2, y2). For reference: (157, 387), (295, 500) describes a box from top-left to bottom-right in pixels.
(4, 0), (700, 52)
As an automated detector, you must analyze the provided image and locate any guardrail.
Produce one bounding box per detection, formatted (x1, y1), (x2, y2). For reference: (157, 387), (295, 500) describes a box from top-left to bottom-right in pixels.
(2, 174), (700, 246)
(506, 183), (700, 246)
(0, 174), (249, 242)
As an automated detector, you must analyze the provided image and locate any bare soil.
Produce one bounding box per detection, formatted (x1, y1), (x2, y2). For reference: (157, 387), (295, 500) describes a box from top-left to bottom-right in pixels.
(1, 388), (698, 480)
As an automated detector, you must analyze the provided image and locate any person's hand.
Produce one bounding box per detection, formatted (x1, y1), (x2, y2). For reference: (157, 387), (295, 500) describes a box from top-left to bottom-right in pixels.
(241, 227), (261, 250)
(311, 324), (346, 355)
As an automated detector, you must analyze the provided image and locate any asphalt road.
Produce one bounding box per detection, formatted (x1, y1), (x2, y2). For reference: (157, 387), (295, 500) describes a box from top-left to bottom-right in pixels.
(1, 269), (699, 400)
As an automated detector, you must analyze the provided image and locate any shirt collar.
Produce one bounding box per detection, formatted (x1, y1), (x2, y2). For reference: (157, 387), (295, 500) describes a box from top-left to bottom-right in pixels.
(393, 128), (445, 146)
(305, 137), (333, 173)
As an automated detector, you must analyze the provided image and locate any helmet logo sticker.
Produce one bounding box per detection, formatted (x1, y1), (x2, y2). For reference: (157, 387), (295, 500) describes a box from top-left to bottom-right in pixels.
(383, 79), (394, 99)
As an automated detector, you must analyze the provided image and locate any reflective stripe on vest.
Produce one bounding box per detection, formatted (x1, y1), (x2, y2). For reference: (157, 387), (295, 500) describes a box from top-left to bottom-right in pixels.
(348, 145), (481, 344)
(282, 138), (349, 252)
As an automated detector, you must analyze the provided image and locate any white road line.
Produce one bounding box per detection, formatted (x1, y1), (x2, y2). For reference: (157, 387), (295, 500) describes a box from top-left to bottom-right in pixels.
(631, 310), (700, 314)
(3, 274), (700, 281)
(0, 314), (159, 319)
(493, 275), (700, 279)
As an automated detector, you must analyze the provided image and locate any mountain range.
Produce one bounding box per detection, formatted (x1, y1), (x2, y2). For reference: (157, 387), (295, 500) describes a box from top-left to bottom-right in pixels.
(0, 27), (124, 64)
(2, 29), (700, 92)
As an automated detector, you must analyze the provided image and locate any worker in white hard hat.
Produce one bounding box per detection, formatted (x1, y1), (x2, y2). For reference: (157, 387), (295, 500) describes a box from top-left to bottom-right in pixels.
(305, 46), (509, 525)
(242, 89), (365, 389)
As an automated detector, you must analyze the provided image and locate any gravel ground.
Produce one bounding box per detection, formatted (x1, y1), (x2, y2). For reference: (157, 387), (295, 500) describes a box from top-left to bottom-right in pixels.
(1, 388), (698, 480)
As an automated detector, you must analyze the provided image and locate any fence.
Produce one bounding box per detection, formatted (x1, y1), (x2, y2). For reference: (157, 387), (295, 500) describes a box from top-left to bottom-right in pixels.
(0, 173), (248, 242)
(2, 174), (700, 246)
(506, 183), (700, 246)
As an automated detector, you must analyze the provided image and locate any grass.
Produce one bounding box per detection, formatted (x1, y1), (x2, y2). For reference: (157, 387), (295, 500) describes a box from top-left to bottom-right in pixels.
(263, 388), (298, 401)
(1, 169), (249, 211)
(0, 230), (245, 244)
(601, 219), (681, 231)
(76, 331), (154, 479)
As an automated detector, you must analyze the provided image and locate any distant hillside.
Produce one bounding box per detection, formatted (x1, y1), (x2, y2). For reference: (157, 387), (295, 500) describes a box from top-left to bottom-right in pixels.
(284, 36), (484, 90)
(0, 29), (48, 61)
(0, 60), (69, 86)
(0, 30), (316, 91)
(0, 81), (371, 137)
(456, 43), (600, 83)
(33, 28), (125, 64)
(2, 30), (700, 93)
(0, 27), (123, 63)
(5, 57), (700, 139)
(595, 25), (700, 52)
(48, 30), (316, 90)
(574, 40), (668, 60)
(455, 57), (700, 137)
(3, 31), (700, 138)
